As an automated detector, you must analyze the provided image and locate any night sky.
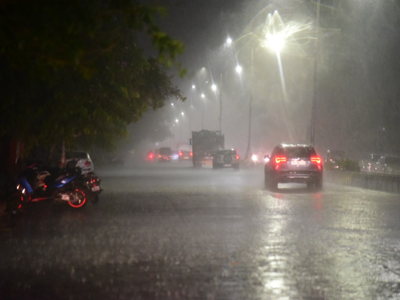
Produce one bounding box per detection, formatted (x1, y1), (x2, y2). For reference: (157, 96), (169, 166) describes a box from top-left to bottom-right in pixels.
(147, 0), (244, 70)
(134, 0), (400, 158)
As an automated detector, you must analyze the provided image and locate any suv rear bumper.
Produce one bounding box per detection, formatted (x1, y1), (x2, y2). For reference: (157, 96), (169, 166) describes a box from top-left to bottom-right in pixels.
(273, 170), (322, 183)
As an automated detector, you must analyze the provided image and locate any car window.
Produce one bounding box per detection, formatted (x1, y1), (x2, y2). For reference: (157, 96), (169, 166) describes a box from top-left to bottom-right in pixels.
(284, 147), (316, 158)
(159, 147), (172, 155)
(217, 150), (236, 155)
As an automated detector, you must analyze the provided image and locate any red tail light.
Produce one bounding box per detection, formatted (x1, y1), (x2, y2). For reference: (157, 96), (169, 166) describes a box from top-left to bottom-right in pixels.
(85, 160), (91, 167)
(275, 156), (287, 164)
(311, 156), (322, 170)
(190, 152), (193, 156)
(179, 151), (183, 156)
(310, 156), (321, 164)
(274, 156), (287, 170)
(149, 153), (154, 159)
(236, 155), (240, 160)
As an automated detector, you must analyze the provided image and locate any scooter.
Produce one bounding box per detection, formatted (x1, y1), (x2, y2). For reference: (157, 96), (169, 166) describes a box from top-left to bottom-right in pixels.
(12, 161), (102, 210)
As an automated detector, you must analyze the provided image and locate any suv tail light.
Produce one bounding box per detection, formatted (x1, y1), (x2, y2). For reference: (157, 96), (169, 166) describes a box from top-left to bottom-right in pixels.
(310, 156), (321, 164)
(274, 156), (287, 170)
(85, 160), (91, 167)
(311, 156), (322, 170)
(236, 154), (240, 160)
(179, 151), (183, 156)
(275, 156), (287, 164)
(190, 152), (193, 156)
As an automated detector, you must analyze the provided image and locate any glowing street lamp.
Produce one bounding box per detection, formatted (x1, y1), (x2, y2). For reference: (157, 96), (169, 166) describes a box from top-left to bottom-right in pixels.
(235, 65), (242, 74)
(263, 31), (285, 53)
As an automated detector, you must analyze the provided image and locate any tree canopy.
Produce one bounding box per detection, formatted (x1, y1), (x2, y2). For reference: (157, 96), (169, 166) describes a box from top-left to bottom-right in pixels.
(0, 0), (185, 156)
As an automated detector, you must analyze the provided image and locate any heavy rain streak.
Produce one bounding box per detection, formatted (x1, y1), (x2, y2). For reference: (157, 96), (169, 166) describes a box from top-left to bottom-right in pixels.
(2, 1), (400, 300)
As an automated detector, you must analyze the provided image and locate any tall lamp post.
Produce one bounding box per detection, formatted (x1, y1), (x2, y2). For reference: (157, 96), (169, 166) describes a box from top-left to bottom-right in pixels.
(201, 93), (205, 129)
(235, 50), (253, 161)
(310, 0), (321, 146)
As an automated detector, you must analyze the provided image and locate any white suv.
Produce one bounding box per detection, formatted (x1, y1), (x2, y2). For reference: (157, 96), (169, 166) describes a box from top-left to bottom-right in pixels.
(212, 149), (240, 169)
(66, 151), (94, 174)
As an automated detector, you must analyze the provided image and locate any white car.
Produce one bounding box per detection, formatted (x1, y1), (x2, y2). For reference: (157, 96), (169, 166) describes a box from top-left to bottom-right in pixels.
(66, 151), (94, 174)
(212, 149), (240, 169)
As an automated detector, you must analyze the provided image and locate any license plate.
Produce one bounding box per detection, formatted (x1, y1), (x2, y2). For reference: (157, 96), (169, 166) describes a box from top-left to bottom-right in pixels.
(291, 160), (306, 166)
(92, 185), (100, 192)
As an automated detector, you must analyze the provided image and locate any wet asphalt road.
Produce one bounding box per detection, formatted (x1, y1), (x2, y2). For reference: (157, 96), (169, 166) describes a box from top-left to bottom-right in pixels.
(1, 160), (400, 300)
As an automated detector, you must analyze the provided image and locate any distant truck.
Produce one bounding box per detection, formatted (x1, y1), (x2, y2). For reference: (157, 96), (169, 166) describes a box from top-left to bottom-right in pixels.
(191, 130), (224, 168)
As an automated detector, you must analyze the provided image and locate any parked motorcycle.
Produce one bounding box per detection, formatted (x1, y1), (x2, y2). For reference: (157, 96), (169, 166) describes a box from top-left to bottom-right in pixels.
(11, 160), (102, 211)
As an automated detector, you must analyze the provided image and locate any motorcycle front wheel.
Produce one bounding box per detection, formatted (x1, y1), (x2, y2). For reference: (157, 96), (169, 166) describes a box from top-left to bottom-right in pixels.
(68, 187), (87, 208)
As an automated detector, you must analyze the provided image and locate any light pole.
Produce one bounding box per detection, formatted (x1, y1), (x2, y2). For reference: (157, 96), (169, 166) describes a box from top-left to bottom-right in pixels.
(310, 0), (321, 146)
(201, 93), (205, 129)
(246, 50), (254, 161)
(235, 52), (253, 161)
(211, 80), (223, 132)
(218, 74), (223, 132)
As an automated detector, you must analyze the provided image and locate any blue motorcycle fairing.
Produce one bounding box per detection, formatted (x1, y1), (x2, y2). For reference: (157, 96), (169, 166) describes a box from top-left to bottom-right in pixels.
(18, 177), (34, 194)
(52, 174), (79, 189)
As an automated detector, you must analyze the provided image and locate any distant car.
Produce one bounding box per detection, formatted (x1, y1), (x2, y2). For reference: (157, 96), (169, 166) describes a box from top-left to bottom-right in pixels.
(264, 144), (323, 190)
(65, 151), (94, 174)
(212, 149), (240, 169)
(178, 150), (192, 161)
(158, 147), (172, 162)
(374, 155), (400, 175)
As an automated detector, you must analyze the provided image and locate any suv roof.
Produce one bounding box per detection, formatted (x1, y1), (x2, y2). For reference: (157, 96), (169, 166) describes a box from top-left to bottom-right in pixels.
(279, 143), (312, 148)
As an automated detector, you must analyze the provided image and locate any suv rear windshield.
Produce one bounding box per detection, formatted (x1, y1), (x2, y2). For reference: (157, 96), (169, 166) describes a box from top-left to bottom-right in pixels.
(159, 147), (172, 155)
(276, 147), (316, 158)
(217, 149), (236, 155)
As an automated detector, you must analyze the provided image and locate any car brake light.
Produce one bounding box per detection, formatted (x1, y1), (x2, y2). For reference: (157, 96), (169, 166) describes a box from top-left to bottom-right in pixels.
(85, 160), (91, 167)
(310, 156), (321, 164)
(311, 156), (322, 170)
(236, 155), (240, 160)
(190, 152), (193, 156)
(275, 156), (287, 164)
(179, 151), (183, 156)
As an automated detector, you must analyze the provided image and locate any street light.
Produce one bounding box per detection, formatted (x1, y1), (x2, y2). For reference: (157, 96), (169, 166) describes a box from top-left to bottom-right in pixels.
(201, 93), (205, 129)
(235, 65), (242, 74)
(311, 0), (321, 146)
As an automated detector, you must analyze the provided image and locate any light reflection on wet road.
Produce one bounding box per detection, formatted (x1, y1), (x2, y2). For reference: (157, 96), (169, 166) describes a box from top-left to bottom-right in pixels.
(1, 161), (400, 299)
